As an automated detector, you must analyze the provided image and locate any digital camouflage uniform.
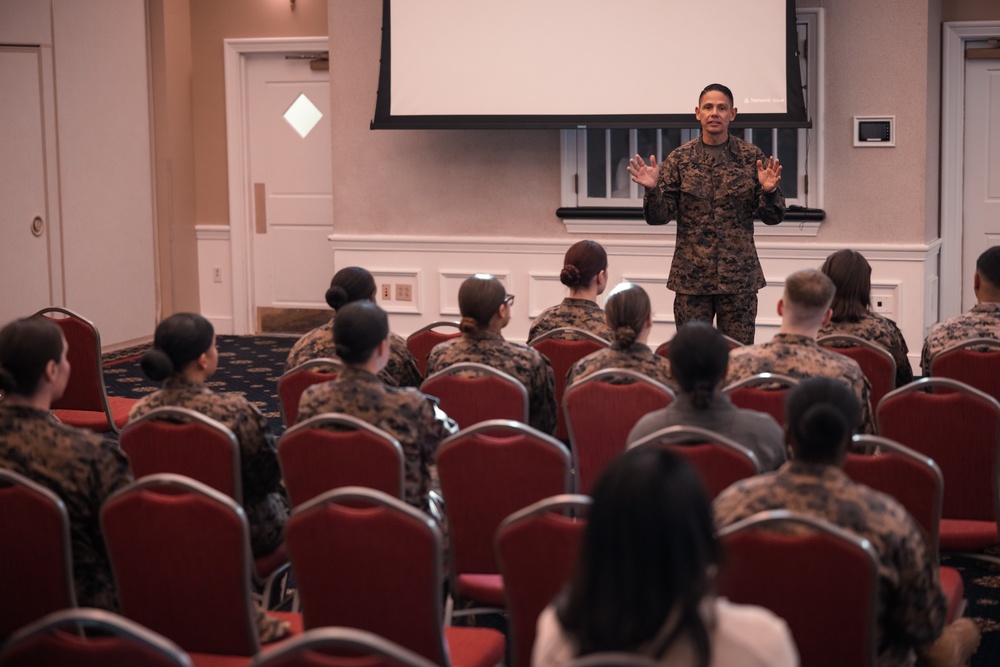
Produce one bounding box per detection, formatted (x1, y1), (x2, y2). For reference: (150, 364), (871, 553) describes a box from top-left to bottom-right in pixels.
(0, 404), (133, 611)
(644, 136), (785, 344)
(128, 375), (289, 557)
(285, 318), (422, 388)
(296, 366), (458, 512)
(714, 461), (946, 667)
(919, 302), (1000, 376)
(565, 344), (673, 389)
(426, 330), (557, 435)
(725, 333), (876, 434)
(527, 298), (612, 343)
(819, 311), (913, 387)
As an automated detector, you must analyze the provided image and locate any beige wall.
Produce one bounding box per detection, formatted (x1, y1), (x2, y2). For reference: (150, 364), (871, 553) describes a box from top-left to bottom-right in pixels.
(942, 0), (1000, 20)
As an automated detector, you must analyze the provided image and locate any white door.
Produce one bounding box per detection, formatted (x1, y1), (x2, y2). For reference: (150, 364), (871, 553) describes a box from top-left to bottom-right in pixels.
(962, 54), (1000, 310)
(246, 54), (333, 328)
(0, 47), (61, 319)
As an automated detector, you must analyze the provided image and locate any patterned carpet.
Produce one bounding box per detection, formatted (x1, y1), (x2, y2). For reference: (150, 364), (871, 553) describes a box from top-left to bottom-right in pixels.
(102, 335), (1000, 665)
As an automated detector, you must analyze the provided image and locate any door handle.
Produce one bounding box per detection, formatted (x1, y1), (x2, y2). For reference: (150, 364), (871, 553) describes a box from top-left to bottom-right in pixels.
(31, 216), (44, 237)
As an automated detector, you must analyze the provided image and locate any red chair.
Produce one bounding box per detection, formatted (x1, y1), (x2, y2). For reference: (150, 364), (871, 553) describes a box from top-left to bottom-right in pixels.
(876, 377), (1000, 554)
(722, 372), (799, 427)
(0, 608), (192, 667)
(101, 474), (302, 659)
(0, 469), (76, 639)
(278, 413), (404, 508)
(277, 358), (342, 427)
(528, 327), (609, 441)
(929, 337), (1000, 402)
(34, 307), (138, 433)
(628, 425), (762, 500)
(563, 369), (675, 494)
(436, 420), (572, 621)
(284, 487), (505, 667)
(718, 510), (880, 667)
(405, 321), (462, 377)
(251, 627), (437, 667)
(818, 334), (898, 409)
(654, 332), (743, 360)
(420, 362), (528, 429)
(495, 494), (591, 667)
(845, 434), (965, 622)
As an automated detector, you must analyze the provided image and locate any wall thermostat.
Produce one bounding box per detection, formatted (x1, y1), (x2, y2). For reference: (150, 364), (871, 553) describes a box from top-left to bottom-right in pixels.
(853, 116), (895, 147)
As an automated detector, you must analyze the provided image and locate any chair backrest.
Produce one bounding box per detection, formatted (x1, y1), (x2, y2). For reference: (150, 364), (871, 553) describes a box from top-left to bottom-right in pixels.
(277, 358), (342, 427)
(654, 333), (743, 360)
(0, 608), (192, 667)
(420, 362), (528, 429)
(528, 327), (610, 441)
(876, 377), (1000, 527)
(844, 434), (944, 562)
(562, 369), (675, 494)
(405, 322), (462, 377)
(278, 413), (405, 508)
(284, 487), (449, 665)
(628, 425), (762, 500)
(496, 494), (591, 667)
(119, 407), (243, 502)
(251, 627), (437, 667)
(101, 474), (261, 656)
(929, 337), (1000, 402)
(0, 469), (76, 638)
(722, 372), (800, 427)
(437, 420), (572, 577)
(717, 510), (880, 667)
(817, 334), (897, 410)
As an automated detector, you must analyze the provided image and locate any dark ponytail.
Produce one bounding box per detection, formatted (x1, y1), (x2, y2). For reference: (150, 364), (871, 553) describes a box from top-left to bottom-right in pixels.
(140, 313), (214, 382)
(326, 267), (376, 310)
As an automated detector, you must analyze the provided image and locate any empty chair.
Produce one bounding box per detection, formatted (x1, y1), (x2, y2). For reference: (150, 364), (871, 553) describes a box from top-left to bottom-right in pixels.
(278, 413), (404, 508)
(34, 307), (138, 433)
(818, 333), (897, 410)
(529, 327), (609, 440)
(405, 321), (462, 377)
(277, 358), (342, 427)
(251, 627), (437, 667)
(496, 494), (591, 667)
(420, 362), (528, 429)
(722, 372), (799, 427)
(929, 337), (1000, 402)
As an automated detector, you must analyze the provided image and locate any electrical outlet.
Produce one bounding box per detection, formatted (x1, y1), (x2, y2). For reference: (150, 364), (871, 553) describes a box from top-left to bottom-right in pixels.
(381, 284), (391, 300)
(396, 284), (412, 302)
(213, 267), (223, 283)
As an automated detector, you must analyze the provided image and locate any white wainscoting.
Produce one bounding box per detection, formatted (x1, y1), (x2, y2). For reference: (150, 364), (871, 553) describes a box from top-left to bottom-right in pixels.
(195, 225), (235, 334)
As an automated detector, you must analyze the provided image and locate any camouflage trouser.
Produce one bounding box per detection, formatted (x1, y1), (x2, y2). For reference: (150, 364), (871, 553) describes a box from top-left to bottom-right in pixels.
(673, 292), (758, 345)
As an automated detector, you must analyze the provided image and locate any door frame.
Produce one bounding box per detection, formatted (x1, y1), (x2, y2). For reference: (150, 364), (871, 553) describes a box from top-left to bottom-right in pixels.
(941, 21), (1000, 321)
(223, 37), (329, 334)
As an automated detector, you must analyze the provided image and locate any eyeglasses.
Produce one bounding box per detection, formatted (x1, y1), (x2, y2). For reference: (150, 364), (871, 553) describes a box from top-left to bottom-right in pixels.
(503, 294), (516, 307)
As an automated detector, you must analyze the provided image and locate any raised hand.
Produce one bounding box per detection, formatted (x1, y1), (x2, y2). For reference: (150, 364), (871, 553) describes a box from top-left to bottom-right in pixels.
(757, 156), (782, 192)
(627, 154), (659, 190)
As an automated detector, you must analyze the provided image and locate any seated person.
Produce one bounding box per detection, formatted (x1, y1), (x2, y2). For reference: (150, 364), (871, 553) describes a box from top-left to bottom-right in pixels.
(285, 266), (422, 387)
(427, 275), (557, 435)
(532, 446), (798, 666)
(627, 322), (786, 471)
(297, 300), (457, 513)
(921, 245), (1000, 376)
(129, 313), (289, 559)
(714, 377), (980, 667)
(725, 268), (875, 433)
(565, 282), (672, 387)
(818, 249), (912, 387)
(528, 240), (612, 343)
(0, 316), (133, 612)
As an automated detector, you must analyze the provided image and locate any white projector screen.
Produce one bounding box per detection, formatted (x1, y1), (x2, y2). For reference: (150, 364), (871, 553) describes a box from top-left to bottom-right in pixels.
(372, 0), (808, 129)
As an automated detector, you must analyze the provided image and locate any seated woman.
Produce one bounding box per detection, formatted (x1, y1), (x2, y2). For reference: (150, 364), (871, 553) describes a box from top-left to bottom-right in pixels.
(285, 266), (422, 387)
(297, 300), (457, 513)
(426, 275), (557, 435)
(565, 282), (672, 387)
(528, 240), (612, 343)
(626, 322), (786, 471)
(128, 313), (289, 559)
(531, 446), (797, 666)
(0, 316), (133, 611)
(818, 249), (912, 386)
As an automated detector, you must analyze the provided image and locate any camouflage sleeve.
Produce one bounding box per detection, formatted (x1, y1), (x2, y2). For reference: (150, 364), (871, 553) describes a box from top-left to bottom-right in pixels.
(919, 338), (933, 377)
(642, 155), (680, 226)
(529, 355), (557, 435)
(385, 334), (423, 388)
(886, 515), (947, 650)
(90, 438), (135, 513)
(885, 320), (914, 386)
(856, 373), (876, 435)
(749, 144), (785, 225)
(231, 401), (283, 499)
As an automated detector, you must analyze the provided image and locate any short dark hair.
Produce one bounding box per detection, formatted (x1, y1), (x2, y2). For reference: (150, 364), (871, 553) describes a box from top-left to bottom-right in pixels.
(0, 316), (65, 397)
(457, 275), (506, 334)
(326, 266), (377, 310)
(699, 83), (734, 107)
(140, 313), (214, 381)
(822, 250), (872, 323)
(977, 246), (1000, 290)
(669, 322), (729, 409)
(333, 300), (389, 364)
(604, 282), (650, 351)
(786, 377), (860, 464)
(560, 240), (608, 290)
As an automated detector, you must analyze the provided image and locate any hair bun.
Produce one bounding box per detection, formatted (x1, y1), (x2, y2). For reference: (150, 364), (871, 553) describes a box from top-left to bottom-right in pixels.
(611, 325), (637, 350)
(139, 347), (175, 382)
(326, 285), (350, 310)
(798, 404), (847, 449)
(458, 316), (480, 335)
(560, 264), (582, 288)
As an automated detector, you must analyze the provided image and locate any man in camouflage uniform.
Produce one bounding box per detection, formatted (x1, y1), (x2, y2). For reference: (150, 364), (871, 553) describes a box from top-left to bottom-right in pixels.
(725, 269), (876, 433)
(920, 245), (1000, 376)
(527, 298), (612, 343)
(628, 83), (785, 345)
(715, 377), (979, 667)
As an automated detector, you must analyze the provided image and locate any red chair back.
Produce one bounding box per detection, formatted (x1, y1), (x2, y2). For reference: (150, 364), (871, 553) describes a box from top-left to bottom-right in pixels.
(278, 358), (341, 427)
(405, 322), (462, 377)
(420, 363), (528, 429)
(929, 338), (1000, 402)
(0, 470), (76, 638)
(563, 369), (674, 494)
(722, 373), (799, 427)
(818, 334), (897, 411)
(496, 495), (590, 667)
(529, 328), (609, 440)
(718, 510), (879, 667)
(278, 414), (404, 508)
(250, 627), (437, 667)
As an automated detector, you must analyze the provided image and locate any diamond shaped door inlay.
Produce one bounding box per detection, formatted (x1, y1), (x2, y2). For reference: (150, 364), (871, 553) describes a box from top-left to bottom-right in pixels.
(284, 93), (323, 138)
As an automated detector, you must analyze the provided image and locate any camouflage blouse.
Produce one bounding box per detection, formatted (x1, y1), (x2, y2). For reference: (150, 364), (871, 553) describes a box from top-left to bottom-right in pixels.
(819, 310), (912, 387)
(527, 298), (612, 343)
(565, 344), (673, 388)
(920, 302), (1000, 376)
